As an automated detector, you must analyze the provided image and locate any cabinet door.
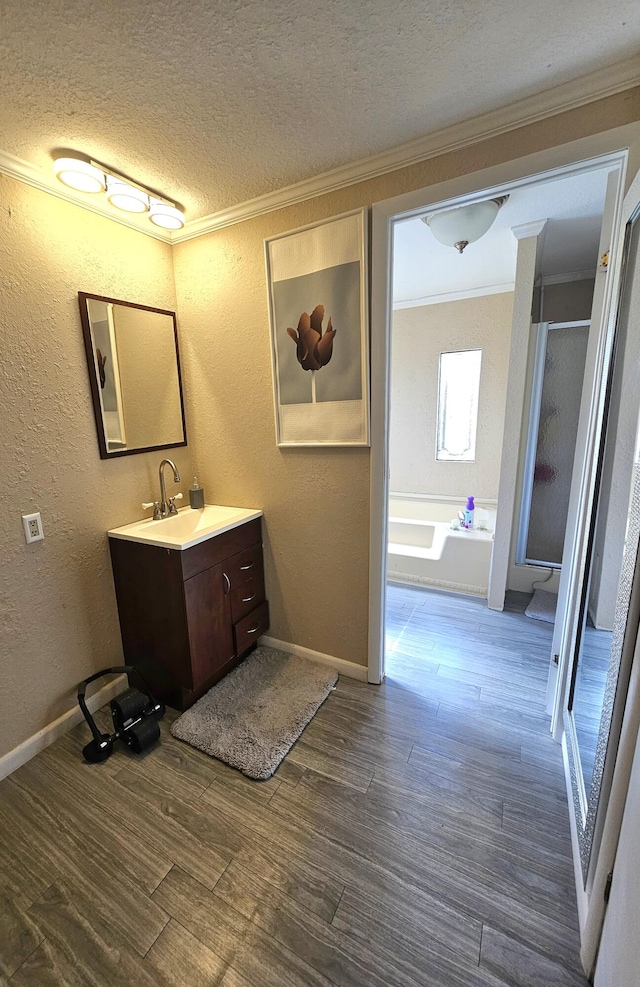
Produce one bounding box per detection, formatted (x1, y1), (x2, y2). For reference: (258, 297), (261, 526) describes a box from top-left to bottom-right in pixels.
(184, 561), (234, 688)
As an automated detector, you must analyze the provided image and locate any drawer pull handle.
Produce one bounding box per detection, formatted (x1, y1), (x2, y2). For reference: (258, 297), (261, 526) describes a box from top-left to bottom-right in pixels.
(242, 593), (256, 603)
(223, 572), (231, 594)
(240, 562), (254, 571)
(246, 624), (260, 634)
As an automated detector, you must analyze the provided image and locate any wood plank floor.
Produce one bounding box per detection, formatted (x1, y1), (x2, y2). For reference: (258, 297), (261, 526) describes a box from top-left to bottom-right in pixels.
(0, 583), (588, 985)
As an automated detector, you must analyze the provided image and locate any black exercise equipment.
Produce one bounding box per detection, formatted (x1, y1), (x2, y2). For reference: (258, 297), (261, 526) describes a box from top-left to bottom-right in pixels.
(77, 665), (165, 763)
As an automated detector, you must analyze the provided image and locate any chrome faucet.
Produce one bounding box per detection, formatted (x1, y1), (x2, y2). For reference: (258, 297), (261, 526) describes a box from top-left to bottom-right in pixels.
(158, 459), (181, 518)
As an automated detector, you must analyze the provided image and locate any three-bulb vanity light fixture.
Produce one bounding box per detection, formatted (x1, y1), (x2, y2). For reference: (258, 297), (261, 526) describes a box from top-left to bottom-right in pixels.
(53, 156), (185, 230)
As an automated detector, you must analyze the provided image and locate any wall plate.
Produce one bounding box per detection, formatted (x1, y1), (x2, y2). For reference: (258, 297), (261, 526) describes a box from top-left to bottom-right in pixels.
(22, 512), (44, 544)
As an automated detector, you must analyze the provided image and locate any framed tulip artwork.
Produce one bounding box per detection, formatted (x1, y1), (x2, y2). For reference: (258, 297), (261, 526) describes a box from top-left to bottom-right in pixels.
(265, 208), (370, 446)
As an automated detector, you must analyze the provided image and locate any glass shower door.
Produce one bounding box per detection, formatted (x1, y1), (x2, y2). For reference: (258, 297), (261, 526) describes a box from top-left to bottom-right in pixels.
(517, 321), (590, 568)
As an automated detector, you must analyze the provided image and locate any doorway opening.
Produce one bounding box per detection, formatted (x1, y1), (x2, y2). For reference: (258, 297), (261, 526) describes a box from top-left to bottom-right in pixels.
(387, 161), (613, 670)
(382, 161), (615, 722)
(369, 148), (627, 689)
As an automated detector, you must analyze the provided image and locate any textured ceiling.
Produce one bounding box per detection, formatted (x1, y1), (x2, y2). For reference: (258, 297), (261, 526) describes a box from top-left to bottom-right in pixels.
(393, 167), (609, 303)
(1, 0), (638, 221)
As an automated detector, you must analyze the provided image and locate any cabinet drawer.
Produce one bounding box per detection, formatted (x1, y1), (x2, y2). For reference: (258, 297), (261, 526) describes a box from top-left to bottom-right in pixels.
(225, 543), (263, 589)
(181, 518), (262, 580)
(234, 601), (269, 655)
(230, 566), (265, 622)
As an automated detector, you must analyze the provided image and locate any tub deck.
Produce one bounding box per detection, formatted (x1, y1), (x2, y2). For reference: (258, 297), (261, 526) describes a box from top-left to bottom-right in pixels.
(388, 511), (494, 596)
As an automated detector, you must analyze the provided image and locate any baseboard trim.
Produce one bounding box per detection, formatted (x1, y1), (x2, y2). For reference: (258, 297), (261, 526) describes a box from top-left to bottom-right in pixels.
(0, 674), (127, 781)
(387, 571), (488, 597)
(259, 635), (368, 682)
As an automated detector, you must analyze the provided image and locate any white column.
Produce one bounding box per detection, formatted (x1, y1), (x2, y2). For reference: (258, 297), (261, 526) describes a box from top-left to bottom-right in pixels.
(488, 220), (547, 611)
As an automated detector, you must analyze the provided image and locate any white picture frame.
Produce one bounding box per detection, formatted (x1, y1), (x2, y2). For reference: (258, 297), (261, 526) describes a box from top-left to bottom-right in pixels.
(265, 207), (370, 447)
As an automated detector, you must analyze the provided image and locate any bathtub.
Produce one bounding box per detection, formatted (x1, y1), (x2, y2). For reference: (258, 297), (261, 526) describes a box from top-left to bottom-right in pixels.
(387, 496), (496, 596)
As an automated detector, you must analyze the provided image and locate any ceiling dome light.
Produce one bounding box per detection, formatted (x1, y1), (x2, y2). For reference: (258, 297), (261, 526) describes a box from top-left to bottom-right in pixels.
(53, 157), (106, 193)
(149, 200), (185, 230)
(422, 196), (508, 253)
(106, 177), (149, 213)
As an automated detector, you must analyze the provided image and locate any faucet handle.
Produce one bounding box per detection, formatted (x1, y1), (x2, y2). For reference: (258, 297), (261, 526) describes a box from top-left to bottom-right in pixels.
(143, 501), (162, 520)
(168, 493), (183, 515)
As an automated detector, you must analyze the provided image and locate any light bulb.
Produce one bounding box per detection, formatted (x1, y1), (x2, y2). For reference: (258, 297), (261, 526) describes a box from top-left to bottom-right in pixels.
(148, 201), (185, 230)
(106, 177), (149, 213)
(53, 157), (105, 193)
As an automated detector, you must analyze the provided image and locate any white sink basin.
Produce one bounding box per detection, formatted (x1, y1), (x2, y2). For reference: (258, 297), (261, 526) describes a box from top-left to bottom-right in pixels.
(108, 504), (262, 550)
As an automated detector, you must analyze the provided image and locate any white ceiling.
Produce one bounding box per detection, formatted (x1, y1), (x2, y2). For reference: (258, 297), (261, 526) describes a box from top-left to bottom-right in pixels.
(393, 167), (610, 305)
(1, 0), (638, 221)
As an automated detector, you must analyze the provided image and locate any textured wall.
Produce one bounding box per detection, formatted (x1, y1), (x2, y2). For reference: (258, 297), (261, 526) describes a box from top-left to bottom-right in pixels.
(389, 294), (513, 501)
(0, 176), (190, 758)
(172, 218), (371, 666)
(532, 277), (596, 322)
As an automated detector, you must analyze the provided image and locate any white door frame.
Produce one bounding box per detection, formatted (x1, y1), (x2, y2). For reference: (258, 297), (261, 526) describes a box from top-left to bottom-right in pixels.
(568, 172), (640, 975)
(548, 166), (628, 735)
(367, 124), (639, 685)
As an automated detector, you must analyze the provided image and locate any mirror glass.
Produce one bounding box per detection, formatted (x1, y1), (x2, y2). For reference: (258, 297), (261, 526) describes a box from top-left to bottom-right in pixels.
(565, 201), (640, 877)
(79, 293), (187, 459)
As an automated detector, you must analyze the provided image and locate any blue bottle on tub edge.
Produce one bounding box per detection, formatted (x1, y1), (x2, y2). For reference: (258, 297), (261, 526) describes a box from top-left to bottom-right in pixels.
(464, 496), (475, 529)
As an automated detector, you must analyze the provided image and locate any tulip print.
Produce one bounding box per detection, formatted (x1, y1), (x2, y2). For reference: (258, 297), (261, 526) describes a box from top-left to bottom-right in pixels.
(95, 347), (107, 389)
(287, 304), (336, 372)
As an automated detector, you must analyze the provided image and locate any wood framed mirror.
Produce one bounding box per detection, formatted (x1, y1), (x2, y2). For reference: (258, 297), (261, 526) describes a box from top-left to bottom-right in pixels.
(78, 292), (187, 459)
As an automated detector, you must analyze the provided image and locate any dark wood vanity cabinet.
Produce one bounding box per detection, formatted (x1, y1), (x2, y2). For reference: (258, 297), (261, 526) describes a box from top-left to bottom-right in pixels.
(109, 517), (269, 710)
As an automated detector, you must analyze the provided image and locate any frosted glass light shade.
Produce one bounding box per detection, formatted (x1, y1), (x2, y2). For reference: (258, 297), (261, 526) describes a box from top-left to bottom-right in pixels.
(423, 197), (506, 253)
(53, 157), (106, 193)
(149, 201), (185, 230)
(106, 177), (149, 213)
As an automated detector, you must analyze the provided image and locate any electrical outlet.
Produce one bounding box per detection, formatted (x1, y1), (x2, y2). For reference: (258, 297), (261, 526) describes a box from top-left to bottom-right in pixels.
(22, 512), (44, 544)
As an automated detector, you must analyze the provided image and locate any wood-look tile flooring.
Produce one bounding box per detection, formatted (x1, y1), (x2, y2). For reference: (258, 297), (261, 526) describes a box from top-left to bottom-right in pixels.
(0, 584), (587, 986)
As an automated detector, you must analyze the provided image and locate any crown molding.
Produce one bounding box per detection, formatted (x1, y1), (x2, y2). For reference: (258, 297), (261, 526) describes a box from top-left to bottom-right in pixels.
(173, 56), (640, 243)
(393, 281), (515, 310)
(540, 268), (597, 285)
(511, 219), (548, 240)
(0, 148), (172, 243)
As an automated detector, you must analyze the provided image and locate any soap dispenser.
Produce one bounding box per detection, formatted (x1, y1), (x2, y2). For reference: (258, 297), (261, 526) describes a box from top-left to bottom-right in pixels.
(189, 477), (205, 510)
(464, 496), (475, 529)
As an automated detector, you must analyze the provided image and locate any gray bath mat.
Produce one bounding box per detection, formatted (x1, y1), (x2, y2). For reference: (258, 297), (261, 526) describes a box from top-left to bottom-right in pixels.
(525, 589), (557, 623)
(171, 646), (338, 779)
